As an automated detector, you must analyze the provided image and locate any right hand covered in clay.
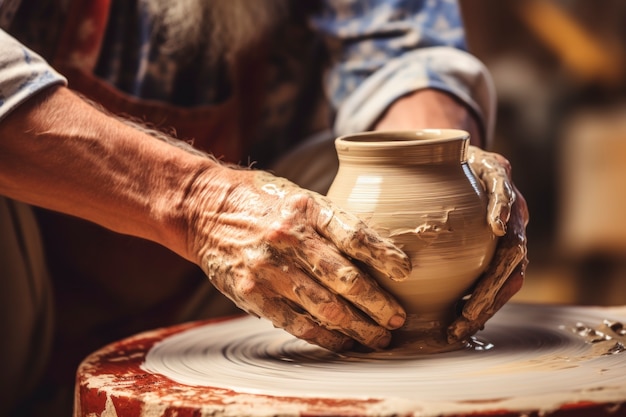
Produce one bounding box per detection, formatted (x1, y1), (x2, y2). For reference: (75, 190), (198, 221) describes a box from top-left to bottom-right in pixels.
(184, 166), (412, 352)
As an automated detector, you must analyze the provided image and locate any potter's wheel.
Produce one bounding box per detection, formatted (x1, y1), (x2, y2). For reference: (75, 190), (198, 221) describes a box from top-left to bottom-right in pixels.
(75, 303), (626, 417)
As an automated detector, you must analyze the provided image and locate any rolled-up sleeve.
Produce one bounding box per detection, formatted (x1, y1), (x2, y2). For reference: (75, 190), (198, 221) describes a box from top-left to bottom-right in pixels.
(310, 0), (496, 146)
(0, 29), (66, 122)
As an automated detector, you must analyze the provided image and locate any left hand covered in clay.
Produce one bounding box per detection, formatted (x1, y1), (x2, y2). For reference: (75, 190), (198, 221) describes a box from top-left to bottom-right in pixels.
(373, 88), (528, 343)
(447, 146), (529, 343)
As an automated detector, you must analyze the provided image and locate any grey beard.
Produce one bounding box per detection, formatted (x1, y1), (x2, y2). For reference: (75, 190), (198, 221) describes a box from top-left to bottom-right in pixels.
(141, 0), (289, 64)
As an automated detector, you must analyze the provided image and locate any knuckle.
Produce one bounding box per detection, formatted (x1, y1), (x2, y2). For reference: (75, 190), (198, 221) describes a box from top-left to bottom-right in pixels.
(337, 269), (366, 295)
(498, 155), (512, 171)
(319, 303), (350, 325)
(265, 221), (292, 241)
(287, 192), (314, 212)
(234, 275), (258, 297)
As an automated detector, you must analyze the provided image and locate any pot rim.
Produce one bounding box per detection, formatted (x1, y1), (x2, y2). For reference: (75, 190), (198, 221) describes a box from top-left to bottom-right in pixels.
(336, 129), (470, 148)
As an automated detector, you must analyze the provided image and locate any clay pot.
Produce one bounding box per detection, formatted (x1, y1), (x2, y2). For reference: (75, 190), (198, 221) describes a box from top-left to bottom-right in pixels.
(326, 129), (497, 353)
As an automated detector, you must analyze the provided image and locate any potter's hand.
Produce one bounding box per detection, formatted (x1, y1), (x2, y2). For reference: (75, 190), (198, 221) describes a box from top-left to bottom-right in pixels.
(448, 147), (529, 343)
(188, 167), (411, 351)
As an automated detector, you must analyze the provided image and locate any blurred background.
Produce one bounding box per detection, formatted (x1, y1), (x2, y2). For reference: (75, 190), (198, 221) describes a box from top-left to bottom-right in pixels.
(460, 0), (626, 305)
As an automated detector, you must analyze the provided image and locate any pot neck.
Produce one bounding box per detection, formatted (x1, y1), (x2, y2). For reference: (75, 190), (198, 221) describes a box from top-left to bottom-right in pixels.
(335, 135), (469, 166)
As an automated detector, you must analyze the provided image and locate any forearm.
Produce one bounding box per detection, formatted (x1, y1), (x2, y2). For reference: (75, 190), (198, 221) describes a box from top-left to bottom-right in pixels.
(372, 89), (484, 147)
(0, 86), (222, 261)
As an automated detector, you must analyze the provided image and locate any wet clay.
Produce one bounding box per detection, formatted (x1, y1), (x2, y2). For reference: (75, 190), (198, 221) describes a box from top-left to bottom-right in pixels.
(73, 303), (626, 417)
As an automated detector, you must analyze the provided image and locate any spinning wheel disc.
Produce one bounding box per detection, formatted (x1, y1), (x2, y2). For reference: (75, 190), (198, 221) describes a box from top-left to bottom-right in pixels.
(76, 303), (626, 417)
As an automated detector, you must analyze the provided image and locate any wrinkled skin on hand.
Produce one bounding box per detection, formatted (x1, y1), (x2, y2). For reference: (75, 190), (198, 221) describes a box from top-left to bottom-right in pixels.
(447, 146), (529, 343)
(186, 167), (411, 351)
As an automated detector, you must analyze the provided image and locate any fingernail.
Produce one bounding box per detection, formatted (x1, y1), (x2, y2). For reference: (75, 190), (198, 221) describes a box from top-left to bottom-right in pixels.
(376, 334), (392, 349)
(390, 267), (407, 281)
(388, 314), (405, 329)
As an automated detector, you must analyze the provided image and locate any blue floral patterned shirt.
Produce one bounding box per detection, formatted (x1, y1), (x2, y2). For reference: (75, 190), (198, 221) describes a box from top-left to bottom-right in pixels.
(0, 0), (495, 163)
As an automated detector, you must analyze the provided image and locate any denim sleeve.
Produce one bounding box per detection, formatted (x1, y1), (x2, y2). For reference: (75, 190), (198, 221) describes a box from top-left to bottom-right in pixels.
(0, 29), (67, 122)
(310, 0), (496, 146)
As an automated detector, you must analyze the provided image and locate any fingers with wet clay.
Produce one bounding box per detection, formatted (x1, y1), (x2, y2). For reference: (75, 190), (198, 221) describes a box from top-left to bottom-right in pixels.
(263, 194), (406, 339)
(195, 170), (407, 351)
(448, 264), (525, 343)
(448, 187), (529, 343)
(468, 146), (516, 237)
(250, 298), (355, 352)
(204, 243), (393, 350)
(270, 263), (394, 349)
(311, 195), (412, 282)
(286, 233), (406, 332)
